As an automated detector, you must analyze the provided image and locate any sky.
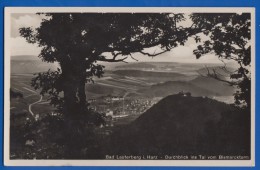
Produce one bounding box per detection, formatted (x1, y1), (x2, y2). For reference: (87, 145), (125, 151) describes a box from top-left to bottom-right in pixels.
(11, 13), (225, 64)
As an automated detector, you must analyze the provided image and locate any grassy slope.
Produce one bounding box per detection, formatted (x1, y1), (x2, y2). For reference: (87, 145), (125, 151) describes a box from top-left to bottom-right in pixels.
(106, 94), (250, 157)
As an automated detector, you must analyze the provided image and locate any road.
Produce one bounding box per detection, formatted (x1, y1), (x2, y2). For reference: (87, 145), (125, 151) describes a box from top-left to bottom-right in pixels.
(28, 95), (43, 117)
(23, 87), (37, 94)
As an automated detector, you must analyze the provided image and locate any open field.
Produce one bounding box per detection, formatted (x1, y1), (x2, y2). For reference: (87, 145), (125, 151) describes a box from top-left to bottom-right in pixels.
(10, 61), (236, 118)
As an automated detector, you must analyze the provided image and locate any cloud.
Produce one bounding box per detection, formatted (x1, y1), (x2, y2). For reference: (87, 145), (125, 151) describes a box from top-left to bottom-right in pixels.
(10, 14), (43, 56)
(11, 14), (43, 38)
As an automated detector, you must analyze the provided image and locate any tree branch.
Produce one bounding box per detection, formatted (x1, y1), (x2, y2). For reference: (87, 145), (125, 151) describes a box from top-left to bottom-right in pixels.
(129, 54), (138, 61)
(97, 55), (128, 63)
(198, 66), (239, 86)
(112, 52), (123, 59)
(217, 58), (237, 74)
(102, 24), (205, 60)
(139, 48), (171, 57)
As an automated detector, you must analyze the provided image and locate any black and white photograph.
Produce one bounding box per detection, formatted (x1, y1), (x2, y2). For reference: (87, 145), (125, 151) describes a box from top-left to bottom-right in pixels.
(4, 7), (255, 166)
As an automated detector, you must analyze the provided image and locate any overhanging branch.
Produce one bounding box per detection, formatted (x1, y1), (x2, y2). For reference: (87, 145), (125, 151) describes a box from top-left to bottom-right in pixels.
(198, 66), (239, 86)
(97, 55), (128, 63)
(139, 48), (171, 57)
(129, 54), (138, 61)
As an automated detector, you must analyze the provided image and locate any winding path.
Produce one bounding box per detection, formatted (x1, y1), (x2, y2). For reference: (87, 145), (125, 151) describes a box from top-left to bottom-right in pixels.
(28, 95), (43, 117)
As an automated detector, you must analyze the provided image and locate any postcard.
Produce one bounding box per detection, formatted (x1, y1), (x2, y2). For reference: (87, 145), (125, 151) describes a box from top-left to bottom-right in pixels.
(4, 7), (255, 166)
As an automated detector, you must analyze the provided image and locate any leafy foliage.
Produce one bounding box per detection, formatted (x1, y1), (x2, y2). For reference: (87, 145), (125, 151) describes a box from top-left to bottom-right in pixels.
(20, 13), (201, 116)
(10, 88), (23, 98)
(191, 13), (251, 108)
(31, 69), (63, 110)
(20, 13), (203, 157)
(14, 13), (252, 159)
(10, 111), (104, 159)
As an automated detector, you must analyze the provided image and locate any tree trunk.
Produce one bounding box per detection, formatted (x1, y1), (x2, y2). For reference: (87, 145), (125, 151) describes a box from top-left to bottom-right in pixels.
(77, 76), (87, 108)
(61, 63), (89, 159)
(62, 71), (78, 117)
(61, 61), (87, 116)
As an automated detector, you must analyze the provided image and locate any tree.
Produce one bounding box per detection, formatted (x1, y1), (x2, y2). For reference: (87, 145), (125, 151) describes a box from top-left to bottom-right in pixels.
(19, 12), (252, 122)
(19, 12), (251, 158)
(191, 13), (251, 109)
(20, 13), (209, 158)
(20, 13), (200, 118)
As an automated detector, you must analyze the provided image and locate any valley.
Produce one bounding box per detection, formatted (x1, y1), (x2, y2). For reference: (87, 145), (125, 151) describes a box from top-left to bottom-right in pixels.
(9, 56), (244, 160)
(10, 59), (235, 125)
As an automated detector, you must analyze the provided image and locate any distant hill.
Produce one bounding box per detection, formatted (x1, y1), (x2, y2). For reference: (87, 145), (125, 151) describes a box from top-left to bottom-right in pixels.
(11, 55), (40, 61)
(115, 62), (157, 69)
(190, 76), (235, 96)
(138, 81), (218, 97)
(112, 70), (190, 83)
(11, 60), (58, 74)
(113, 70), (184, 77)
(196, 66), (236, 76)
(113, 70), (187, 82)
(106, 94), (250, 157)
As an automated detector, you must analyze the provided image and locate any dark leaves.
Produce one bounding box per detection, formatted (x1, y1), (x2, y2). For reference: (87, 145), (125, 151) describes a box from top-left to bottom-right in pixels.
(19, 27), (37, 43)
(31, 69), (63, 109)
(191, 13), (251, 108)
(194, 36), (201, 43)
